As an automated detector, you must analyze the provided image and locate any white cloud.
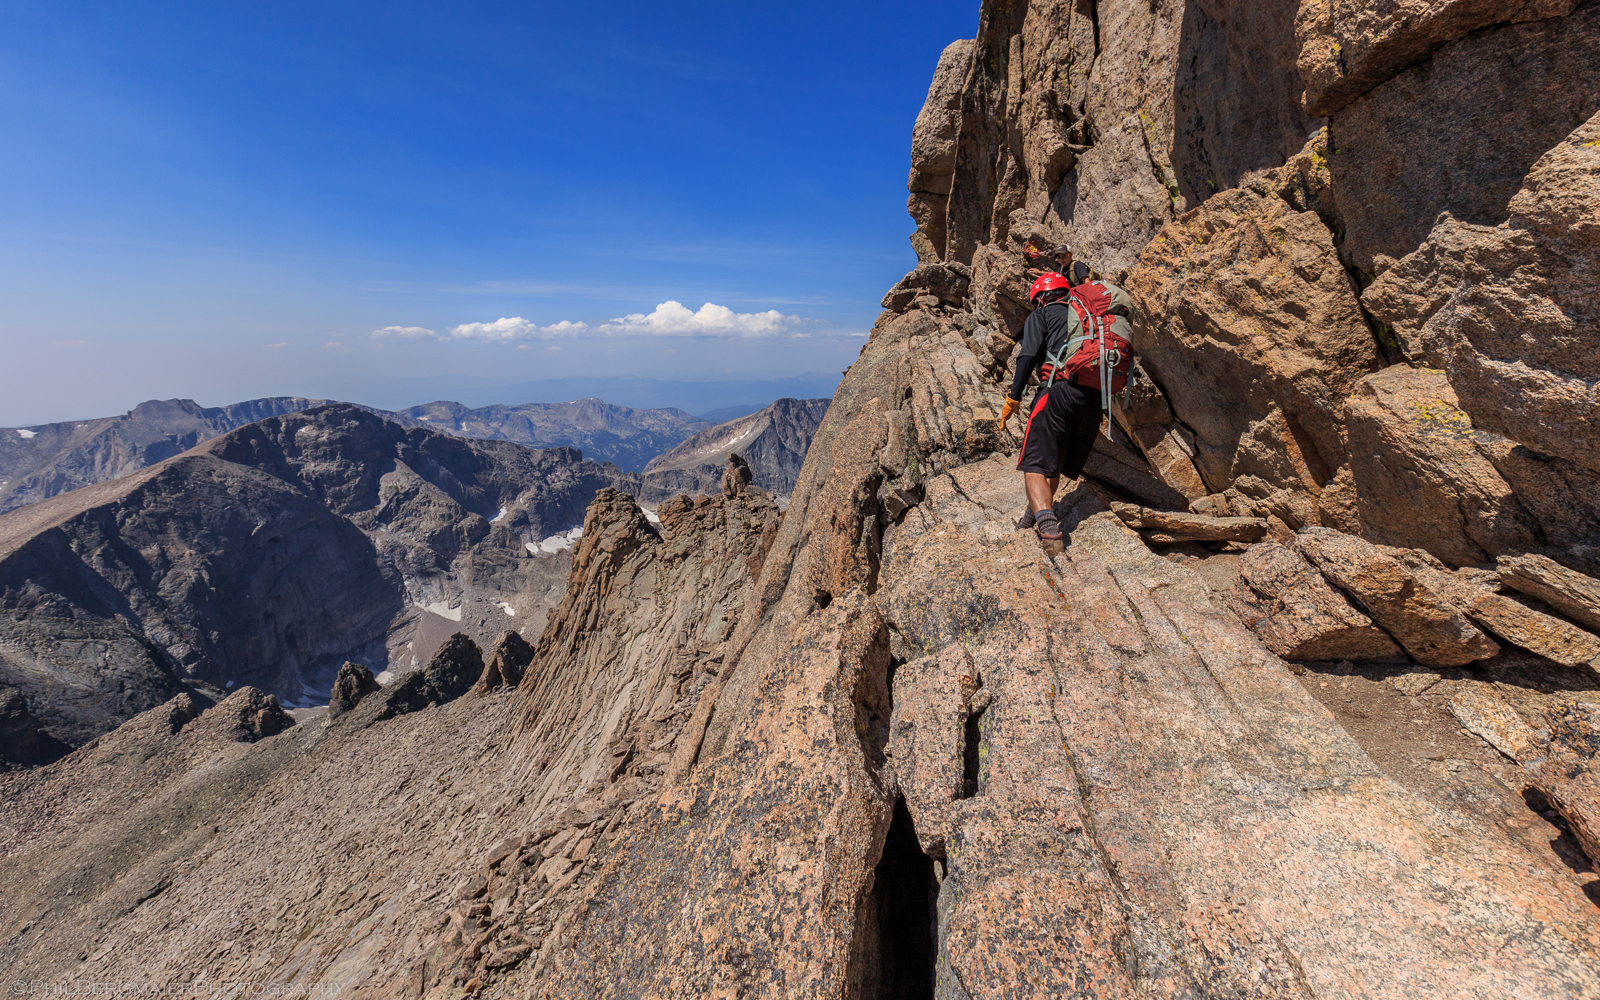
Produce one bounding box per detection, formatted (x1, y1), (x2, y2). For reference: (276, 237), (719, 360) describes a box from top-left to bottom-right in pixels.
(446, 317), (590, 341)
(375, 301), (823, 345)
(264, 341), (288, 349)
(596, 301), (803, 339)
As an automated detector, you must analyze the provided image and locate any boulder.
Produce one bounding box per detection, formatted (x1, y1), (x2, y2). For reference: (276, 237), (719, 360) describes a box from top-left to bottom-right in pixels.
(1403, 554), (1600, 667)
(1340, 367), (1540, 566)
(328, 661), (379, 719)
(484, 943), (532, 971)
(1127, 147), (1385, 517)
(1295, 527), (1499, 666)
(1110, 502), (1269, 542)
(189, 687), (295, 744)
(880, 263), (972, 312)
(1461, 593), (1600, 670)
(720, 453), (753, 498)
(1498, 553), (1600, 633)
(477, 630), (536, 693)
(1227, 541), (1404, 661)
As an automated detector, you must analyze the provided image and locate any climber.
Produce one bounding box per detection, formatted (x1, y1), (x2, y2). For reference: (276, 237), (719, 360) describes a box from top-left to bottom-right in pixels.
(997, 263), (1136, 545)
(1023, 241), (1073, 281)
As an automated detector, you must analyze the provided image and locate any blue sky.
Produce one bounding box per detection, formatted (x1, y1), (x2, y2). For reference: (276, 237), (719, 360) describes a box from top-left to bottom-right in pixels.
(0, 0), (975, 424)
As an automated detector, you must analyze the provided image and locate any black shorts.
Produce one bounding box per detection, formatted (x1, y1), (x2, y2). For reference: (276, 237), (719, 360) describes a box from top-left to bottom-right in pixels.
(1017, 378), (1103, 478)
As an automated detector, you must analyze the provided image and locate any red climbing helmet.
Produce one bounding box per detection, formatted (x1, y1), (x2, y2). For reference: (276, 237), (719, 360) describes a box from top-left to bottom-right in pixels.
(1029, 271), (1071, 304)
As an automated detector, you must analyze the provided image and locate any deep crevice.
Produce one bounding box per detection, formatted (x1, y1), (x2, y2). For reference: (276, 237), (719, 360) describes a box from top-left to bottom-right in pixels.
(850, 798), (938, 1000)
(960, 695), (987, 800)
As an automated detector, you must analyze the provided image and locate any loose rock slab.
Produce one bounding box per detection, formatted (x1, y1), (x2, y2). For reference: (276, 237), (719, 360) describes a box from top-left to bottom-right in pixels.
(1110, 502), (1270, 542)
(1499, 553), (1600, 633)
(1228, 541), (1404, 661)
(1296, 527), (1500, 666)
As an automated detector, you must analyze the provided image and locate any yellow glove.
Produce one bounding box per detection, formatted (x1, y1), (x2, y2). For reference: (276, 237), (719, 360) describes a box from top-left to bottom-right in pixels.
(998, 397), (1020, 427)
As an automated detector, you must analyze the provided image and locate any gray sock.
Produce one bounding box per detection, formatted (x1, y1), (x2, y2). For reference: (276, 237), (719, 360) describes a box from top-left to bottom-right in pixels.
(1016, 509), (1036, 530)
(1034, 508), (1061, 537)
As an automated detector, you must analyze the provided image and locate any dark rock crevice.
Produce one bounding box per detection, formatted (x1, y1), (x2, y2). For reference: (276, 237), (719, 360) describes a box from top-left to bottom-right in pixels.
(848, 798), (938, 1000)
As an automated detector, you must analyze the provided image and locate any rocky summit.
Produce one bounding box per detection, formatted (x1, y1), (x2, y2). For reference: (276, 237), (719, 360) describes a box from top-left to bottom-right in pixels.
(2, 0), (1599, 995)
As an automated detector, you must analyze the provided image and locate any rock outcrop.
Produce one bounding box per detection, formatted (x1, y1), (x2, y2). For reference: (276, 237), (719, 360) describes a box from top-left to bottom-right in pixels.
(639, 397), (829, 499)
(328, 661), (381, 719)
(476, 630), (536, 692)
(380, 633), (485, 718)
(0, 686), (70, 770)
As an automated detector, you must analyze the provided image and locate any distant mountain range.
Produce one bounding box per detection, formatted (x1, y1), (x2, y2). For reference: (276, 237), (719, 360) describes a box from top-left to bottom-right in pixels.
(0, 397), (330, 515)
(1, 388), (836, 514)
(397, 398), (712, 472)
(0, 403), (620, 752)
(315, 372), (843, 414)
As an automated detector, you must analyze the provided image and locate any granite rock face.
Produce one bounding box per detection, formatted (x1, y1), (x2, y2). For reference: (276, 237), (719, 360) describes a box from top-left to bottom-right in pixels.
(1328, 6), (1600, 278)
(1126, 156), (1386, 531)
(1294, 0), (1583, 116)
(1340, 366), (1541, 565)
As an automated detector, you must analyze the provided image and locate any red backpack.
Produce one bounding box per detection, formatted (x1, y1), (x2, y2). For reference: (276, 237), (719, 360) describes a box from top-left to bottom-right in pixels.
(1040, 280), (1134, 410)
